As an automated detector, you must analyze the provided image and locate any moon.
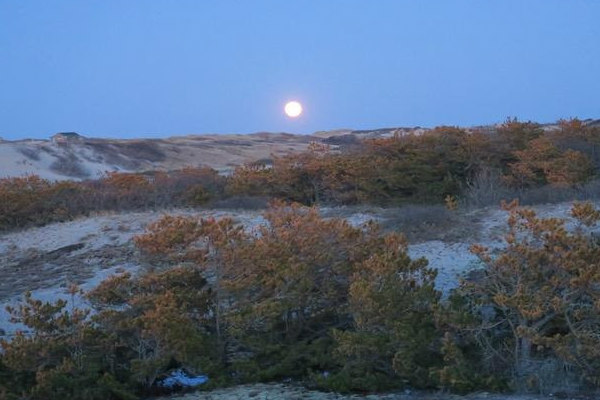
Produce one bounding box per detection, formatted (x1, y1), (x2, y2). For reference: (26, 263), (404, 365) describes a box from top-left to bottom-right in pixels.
(284, 101), (303, 118)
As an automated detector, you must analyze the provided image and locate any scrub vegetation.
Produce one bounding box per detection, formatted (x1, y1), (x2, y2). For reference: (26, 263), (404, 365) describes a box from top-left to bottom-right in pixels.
(1, 119), (599, 233)
(2, 119), (600, 399)
(3, 202), (600, 398)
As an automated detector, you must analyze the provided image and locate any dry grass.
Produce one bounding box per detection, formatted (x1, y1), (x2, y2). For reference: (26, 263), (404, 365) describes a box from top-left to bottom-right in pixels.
(211, 196), (270, 210)
(117, 141), (166, 162)
(464, 167), (600, 208)
(0, 244), (134, 300)
(16, 146), (41, 161)
(378, 205), (469, 242)
(322, 204), (471, 243)
(49, 154), (90, 178)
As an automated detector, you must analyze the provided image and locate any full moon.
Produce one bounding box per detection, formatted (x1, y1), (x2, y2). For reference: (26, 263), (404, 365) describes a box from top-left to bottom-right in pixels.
(284, 101), (303, 118)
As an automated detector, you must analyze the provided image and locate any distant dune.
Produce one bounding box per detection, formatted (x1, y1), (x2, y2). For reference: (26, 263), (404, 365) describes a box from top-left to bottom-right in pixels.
(1, 120), (598, 180)
(0, 132), (316, 180)
(0, 129), (405, 180)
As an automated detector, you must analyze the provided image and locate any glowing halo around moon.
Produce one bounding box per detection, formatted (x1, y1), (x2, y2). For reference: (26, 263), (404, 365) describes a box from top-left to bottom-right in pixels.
(284, 101), (303, 118)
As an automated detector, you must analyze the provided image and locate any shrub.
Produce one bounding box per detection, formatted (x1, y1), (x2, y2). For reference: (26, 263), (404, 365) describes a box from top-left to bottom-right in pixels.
(455, 201), (600, 392)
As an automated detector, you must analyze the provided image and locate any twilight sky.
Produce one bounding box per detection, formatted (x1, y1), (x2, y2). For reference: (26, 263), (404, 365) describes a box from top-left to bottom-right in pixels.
(0, 1), (599, 140)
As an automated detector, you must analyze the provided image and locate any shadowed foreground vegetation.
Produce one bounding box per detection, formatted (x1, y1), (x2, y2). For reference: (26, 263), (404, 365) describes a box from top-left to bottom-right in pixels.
(2, 202), (600, 399)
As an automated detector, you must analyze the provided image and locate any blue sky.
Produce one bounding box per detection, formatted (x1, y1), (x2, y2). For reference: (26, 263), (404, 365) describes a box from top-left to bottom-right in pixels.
(0, 1), (598, 139)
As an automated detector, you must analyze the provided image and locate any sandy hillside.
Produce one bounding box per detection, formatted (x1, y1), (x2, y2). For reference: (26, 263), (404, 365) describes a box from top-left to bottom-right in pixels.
(3, 119), (600, 181)
(0, 126), (480, 181)
(1, 200), (594, 337)
(0, 128), (401, 181)
(1, 201), (597, 398)
(0, 132), (317, 180)
(0, 207), (272, 336)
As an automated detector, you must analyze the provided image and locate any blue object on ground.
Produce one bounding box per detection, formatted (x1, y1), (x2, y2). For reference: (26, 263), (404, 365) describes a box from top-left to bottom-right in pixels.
(158, 369), (208, 388)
